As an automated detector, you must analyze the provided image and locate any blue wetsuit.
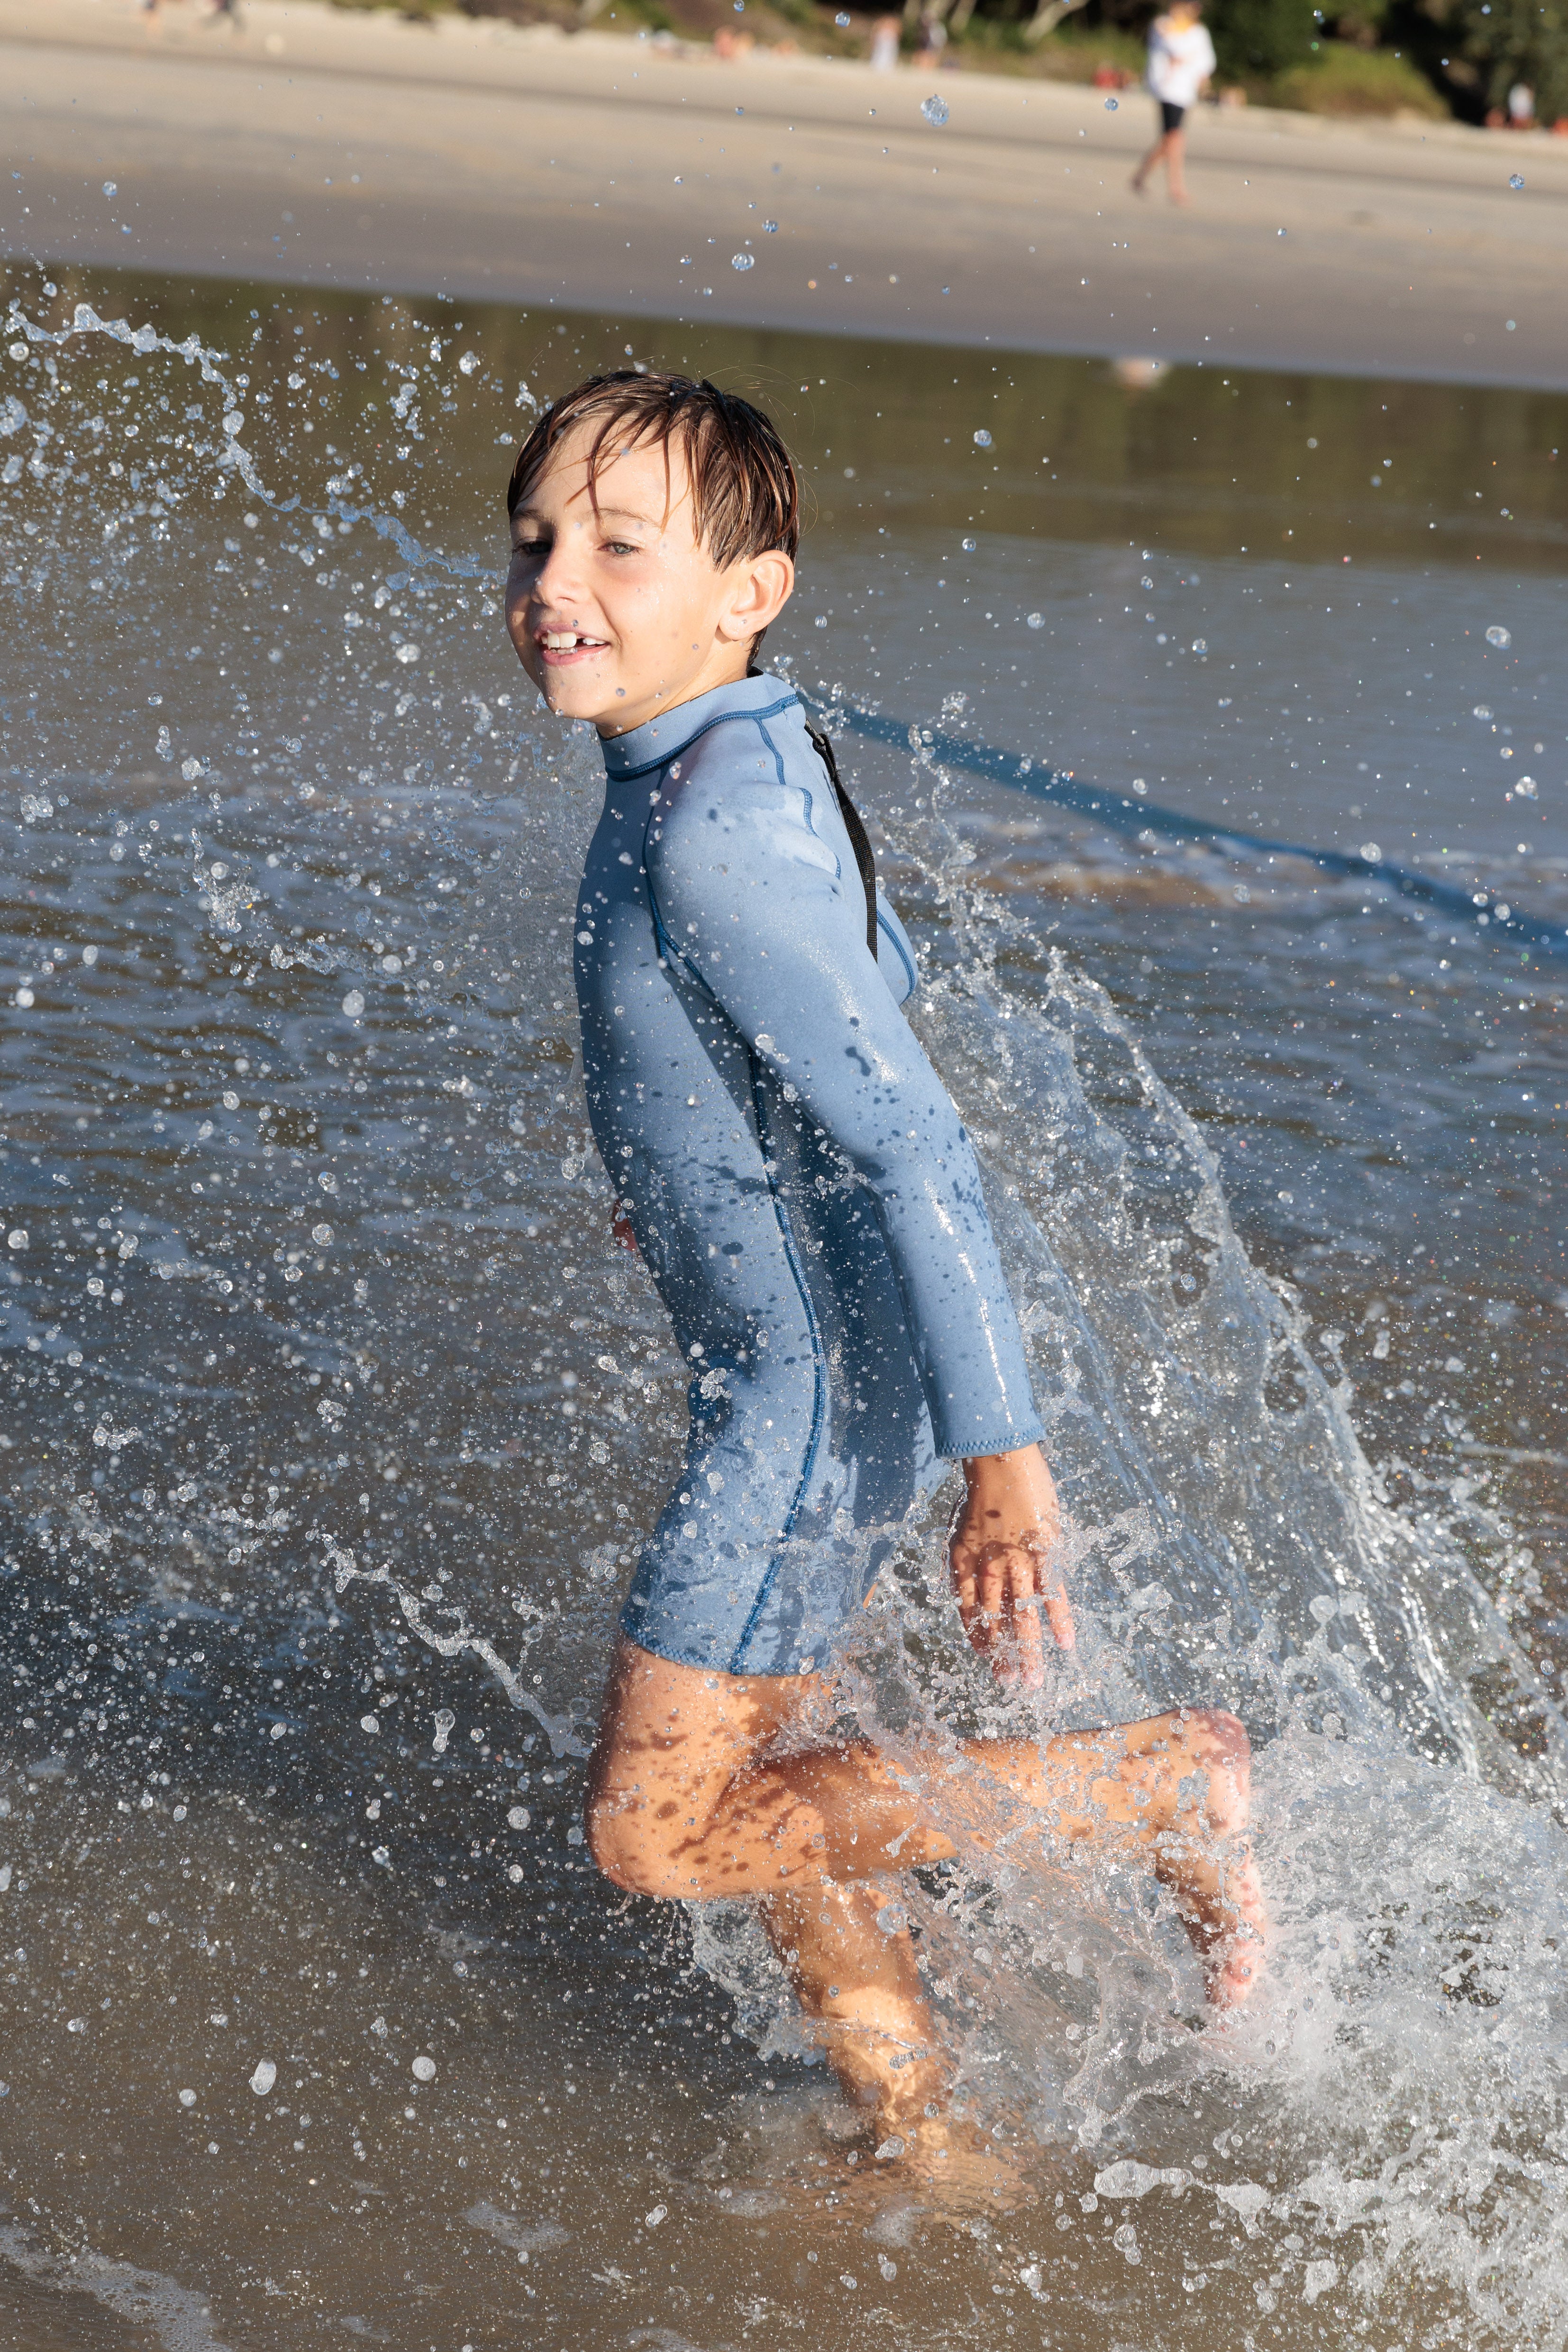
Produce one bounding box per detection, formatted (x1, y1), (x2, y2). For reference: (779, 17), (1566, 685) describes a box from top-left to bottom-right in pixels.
(577, 672), (1045, 1677)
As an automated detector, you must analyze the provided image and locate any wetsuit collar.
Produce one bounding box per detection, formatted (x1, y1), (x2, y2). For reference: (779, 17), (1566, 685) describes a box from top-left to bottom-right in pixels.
(597, 672), (798, 778)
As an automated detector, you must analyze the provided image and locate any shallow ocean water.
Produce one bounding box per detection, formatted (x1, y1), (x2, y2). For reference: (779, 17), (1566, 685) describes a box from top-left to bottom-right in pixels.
(0, 263), (1566, 2349)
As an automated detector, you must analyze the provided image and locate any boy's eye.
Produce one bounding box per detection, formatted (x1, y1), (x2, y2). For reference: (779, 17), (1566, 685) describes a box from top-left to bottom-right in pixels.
(511, 537), (549, 560)
(604, 539), (641, 556)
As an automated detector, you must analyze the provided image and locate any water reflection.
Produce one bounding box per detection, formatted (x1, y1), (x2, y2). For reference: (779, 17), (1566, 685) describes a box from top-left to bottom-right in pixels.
(0, 261), (1565, 2349)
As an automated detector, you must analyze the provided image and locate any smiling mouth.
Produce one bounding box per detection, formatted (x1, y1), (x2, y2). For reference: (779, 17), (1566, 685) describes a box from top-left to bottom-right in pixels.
(537, 628), (609, 664)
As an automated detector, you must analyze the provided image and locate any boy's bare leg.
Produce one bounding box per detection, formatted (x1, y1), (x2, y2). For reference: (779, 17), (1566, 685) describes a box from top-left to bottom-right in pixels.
(760, 1877), (951, 2132)
(587, 1637), (1267, 2132)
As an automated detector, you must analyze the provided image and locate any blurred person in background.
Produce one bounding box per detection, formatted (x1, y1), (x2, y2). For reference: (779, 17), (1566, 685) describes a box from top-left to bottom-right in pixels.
(1131, 0), (1215, 205)
(871, 13), (903, 67)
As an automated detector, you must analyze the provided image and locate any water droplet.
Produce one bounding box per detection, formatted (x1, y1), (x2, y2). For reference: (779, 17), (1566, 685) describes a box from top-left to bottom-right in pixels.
(432, 1708), (456, 1755)
(1193, 637), (1207, 653)
(507, 1804), (531, 1829)
(1473, 703), (1492, 718)
(1104, 95), (1118, 109)
(1510, 173), (1524, 189)
(1359, 842), (1382, 863)
(962, 536), (976, 550)
(921, 93), (949, 127)
(341, 989), (365, 1019)
(102, 181), (117, 197)
(1486, 624), (1511, 647)
(411, 2055), (437, 2082)
(458, 351), (479, 374)
(973, 428), (992, 447)
(731, 252), (755, 272)
(762, 219), (778, 233)
(836, 8), (850, 18)
(814, 614), (829, 628)
(1026, 611), (1044, 629)
(1132, 778), (1148, 795)
(250, 2060), (276, 2096)
(645, 2205), (668, 2228)
(1516, 776), (1538, 798)
(179, 2088), (197, 2107)
(395, 641), (420, 665)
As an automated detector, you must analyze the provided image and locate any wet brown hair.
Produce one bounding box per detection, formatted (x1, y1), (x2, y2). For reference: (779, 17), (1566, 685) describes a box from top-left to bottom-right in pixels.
(505, 371), (800, 568)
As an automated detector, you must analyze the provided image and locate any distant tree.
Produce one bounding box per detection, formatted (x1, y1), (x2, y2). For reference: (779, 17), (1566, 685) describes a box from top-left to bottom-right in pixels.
(1441, 0), (1568, 119)
(1208, 0), (1319, 78)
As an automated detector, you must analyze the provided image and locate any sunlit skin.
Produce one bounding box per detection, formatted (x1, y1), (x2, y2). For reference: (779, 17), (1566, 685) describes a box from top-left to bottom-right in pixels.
(508, 421), (1268, 2194)
(505, 420), (793, 737)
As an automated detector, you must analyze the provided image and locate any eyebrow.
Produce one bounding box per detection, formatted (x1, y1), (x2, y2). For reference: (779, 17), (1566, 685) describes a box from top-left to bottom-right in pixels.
(512, 502), (656, 529)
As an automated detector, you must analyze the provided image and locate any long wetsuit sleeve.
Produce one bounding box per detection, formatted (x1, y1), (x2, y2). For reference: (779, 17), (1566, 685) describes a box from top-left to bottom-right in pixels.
(646, 749), (1044, 1461)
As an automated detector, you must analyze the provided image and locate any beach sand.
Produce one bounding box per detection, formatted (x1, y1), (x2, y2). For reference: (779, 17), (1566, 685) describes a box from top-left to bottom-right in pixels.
(2, 0), (1566, 384)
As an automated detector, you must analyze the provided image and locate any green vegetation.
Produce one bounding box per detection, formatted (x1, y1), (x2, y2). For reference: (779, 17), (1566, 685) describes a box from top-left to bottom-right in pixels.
(1274, 38), (1450, 111)
(1431, 0), (1568, 123)
(1208, 0), (1317, 82)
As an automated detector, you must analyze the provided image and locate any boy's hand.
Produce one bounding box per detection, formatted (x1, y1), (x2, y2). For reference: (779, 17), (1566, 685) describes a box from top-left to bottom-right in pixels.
(949, 1444), (1073, 1688)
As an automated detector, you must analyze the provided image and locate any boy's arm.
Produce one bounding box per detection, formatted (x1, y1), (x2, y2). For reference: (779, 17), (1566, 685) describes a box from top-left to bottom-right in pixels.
(649, 775), (1045, 1464)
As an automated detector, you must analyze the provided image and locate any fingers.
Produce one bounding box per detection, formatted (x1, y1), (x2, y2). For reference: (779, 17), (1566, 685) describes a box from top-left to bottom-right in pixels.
(1007, 1554), (1044, 1690)
(950, 1542), (1067, 1686)
(1042, 1582), (1076, 1653)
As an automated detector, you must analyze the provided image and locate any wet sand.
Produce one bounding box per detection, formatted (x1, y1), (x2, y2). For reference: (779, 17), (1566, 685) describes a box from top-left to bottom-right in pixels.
(3, 0), (1567, 386)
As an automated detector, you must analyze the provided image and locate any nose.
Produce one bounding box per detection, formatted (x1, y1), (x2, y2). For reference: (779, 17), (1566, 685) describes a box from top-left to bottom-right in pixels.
(529, 526), (591, 615)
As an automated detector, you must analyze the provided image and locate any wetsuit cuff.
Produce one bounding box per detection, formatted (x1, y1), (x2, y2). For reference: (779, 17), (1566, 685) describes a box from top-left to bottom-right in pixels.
(934, 1418), (1047, 1463)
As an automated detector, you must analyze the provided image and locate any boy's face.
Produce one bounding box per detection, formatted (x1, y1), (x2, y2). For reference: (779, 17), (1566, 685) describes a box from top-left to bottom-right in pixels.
(505, 422), (793, 736)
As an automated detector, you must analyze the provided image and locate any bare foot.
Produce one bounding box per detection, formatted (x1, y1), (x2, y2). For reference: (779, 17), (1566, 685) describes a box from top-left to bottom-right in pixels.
(1165, 1838), (1269, 2007)
(872, 2115), (1036, 2214)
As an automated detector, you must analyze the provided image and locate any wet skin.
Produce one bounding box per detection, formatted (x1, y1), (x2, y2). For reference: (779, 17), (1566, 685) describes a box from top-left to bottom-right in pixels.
(586, 1471), (1267, 2155)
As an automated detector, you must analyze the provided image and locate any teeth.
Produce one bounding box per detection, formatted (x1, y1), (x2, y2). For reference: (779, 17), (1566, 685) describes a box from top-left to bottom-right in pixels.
(540, 630), (604, 650)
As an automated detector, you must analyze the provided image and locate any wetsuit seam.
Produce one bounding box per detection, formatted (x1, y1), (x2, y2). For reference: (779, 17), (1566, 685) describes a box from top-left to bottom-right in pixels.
(608, 696), (800, 782)
(641, 799), (676, 961)
(729, 1057), (828, 1674)
(877, 906), (917, 996)
(755, 718), (791, 796)
(757, 717), (834, 870)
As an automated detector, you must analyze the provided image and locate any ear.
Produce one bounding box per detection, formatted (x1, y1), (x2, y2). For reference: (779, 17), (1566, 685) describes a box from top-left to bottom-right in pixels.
(715, 549), (795, 647)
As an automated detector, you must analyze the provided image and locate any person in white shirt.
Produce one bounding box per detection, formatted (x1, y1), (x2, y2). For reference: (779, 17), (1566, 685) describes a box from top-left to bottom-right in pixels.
(1131, 0), (1216, 205)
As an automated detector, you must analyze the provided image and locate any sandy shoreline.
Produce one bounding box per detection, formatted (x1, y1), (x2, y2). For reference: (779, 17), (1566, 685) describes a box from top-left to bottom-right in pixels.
(3, 0), (1567, 387)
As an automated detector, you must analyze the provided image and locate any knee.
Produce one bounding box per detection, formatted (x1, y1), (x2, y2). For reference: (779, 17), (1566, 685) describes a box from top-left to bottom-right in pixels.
(584, 1794), (656, 1894)
(583, 1793), (684, 1901)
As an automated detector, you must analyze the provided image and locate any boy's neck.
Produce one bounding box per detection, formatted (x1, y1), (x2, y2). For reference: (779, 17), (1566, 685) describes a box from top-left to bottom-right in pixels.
(594, 647), (758, 740)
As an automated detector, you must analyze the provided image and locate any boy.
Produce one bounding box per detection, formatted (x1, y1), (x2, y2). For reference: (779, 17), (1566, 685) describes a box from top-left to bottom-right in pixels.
(503, 373), (1265, 2183)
